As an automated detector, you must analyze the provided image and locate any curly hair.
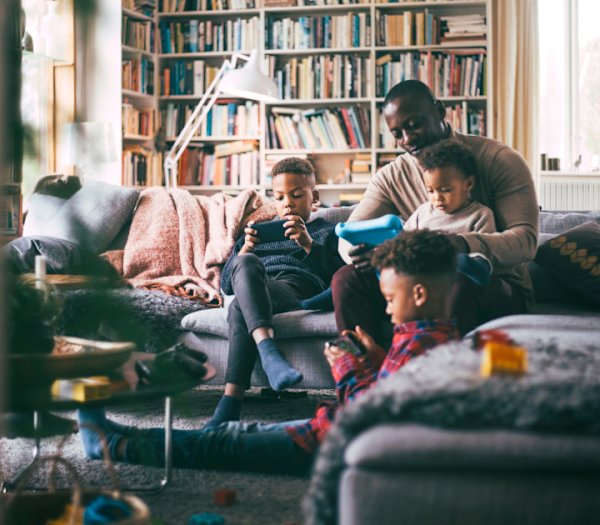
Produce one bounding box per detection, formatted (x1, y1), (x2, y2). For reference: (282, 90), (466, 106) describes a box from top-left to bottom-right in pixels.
(416, 139), (478, 181)
(371, 229), (458, 277)
(271, 157), (315, 185)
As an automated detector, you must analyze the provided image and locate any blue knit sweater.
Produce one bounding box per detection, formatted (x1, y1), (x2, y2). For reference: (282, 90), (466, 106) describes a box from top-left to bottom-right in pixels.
(221, 217), (345, 296)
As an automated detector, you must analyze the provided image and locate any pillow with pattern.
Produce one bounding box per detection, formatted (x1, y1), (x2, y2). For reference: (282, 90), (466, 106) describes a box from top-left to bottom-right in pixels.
(534, 221), (600, 307)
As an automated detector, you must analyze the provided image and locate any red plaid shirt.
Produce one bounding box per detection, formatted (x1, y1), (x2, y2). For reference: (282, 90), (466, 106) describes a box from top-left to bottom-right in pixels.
(286, 319), (459, 453)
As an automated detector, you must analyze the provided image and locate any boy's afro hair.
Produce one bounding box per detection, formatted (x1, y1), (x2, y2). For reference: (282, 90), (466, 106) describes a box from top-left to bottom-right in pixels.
(416, 139), (478, 181)
(271, 157), (315, 183)
(371, 229), (458, 277)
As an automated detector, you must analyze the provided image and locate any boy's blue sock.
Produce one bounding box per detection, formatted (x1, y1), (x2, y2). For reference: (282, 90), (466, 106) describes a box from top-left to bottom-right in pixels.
(457, 254), (492, 286)
(201, 395), (243, 431)
(77, 408), (124, 460)
(257, 338), (303, 392)
(299, 287), (334, 311)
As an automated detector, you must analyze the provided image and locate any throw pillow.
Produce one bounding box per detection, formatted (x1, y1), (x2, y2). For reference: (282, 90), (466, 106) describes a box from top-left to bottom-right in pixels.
(540, 211), (600, 236)
(22, 193), (69, 237)
(534, 221), (600, 307)
(31, 181), (140, 254)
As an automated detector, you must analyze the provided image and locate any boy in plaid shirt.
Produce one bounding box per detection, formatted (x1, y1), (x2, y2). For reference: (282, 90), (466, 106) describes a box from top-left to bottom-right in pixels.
(77, 230), (460, 475)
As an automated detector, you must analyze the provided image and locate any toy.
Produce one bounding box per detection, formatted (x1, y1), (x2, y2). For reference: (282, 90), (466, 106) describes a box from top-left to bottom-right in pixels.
(51, 376), (111, 402)
(480, 341), (528, 377)
(189, 513), (225, 525)
(46, 504), (85, 525)
(335, 214), (403, 249)
(473, 329), (514, 351)
(214, 489), (236, 506)
(253, 219), (288, 244)
(83, 495), (131, 524)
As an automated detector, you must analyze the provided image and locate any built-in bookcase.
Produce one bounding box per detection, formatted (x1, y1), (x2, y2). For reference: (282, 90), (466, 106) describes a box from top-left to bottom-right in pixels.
(121, 0), (493, 205)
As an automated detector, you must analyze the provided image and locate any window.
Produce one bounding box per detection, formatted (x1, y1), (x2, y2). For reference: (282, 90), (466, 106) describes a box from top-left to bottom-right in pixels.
(539, 0), (600, 173)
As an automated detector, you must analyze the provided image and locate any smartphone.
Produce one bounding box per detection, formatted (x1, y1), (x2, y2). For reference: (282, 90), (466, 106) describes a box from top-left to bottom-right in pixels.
(326, 333), (367, 356)
(252, 219), (288, 244)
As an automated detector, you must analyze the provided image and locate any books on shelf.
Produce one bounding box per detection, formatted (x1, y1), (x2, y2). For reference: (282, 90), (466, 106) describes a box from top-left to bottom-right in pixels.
(0, 193), (20, 236)
(123, 145), (161, 187)
(377, 152), (397, 171)
(265, 14), (371, 50)
(440, 14), (487, 46)
(185, 142), (259, 186)
(123, 0), (156, 17)
(161, 100), (260, 138)
(467, 107), (486, 136)
(445, 103), (462, 133)
(266, 105), (370, 151)
(375, 50), (486, 98)
(267, 54), (372, 100)
(159, 60), (219, 95)
(376, 10), (440, 47)
(348, 153), (371, 184)
(123, 98), (156, 136)
(123, 58), (155, 94)
(122, 15), (155, 52)
(159, 0), (257, 12)
(158, 17), (260, 54)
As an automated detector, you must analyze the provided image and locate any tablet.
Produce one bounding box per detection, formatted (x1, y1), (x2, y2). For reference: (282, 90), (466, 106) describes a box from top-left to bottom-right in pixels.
(335, 214), (403, 249)
(253, 219), (288, 244)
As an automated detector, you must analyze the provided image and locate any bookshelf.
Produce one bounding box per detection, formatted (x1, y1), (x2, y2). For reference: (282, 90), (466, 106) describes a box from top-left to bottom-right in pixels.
(121, 0), (493, 205)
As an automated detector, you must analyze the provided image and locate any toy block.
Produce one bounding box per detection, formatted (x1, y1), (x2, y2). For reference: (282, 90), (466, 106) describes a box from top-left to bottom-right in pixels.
(190, 513), (225, 525)
(51, 377), (111, 402)
(480, 341), (528, 377)
(214, 489), (236, 506)
(473, 330), (514, 351)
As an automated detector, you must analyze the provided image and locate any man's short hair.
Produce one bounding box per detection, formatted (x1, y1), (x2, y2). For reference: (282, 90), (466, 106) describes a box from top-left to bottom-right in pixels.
(271, 157), (315, 185)
(383, 80), (437, 108)
(416, 139), (478, 181)
(371, 230), (458, 277)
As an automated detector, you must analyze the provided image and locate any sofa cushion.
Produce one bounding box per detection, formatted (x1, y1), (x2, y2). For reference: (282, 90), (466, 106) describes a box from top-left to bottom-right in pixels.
(534, 221), (600, 307)
(539, 210), (600, 235)
(310, 204), (355, 224)
(24, 181), (140, 254)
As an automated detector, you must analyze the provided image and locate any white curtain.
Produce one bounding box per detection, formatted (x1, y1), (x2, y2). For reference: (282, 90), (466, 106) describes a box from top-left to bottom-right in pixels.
(492, 0), (540, 188)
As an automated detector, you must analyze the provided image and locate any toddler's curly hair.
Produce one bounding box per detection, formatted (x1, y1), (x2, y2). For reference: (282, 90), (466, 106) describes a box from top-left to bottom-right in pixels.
(371, 229), (458, 277)
(416, 139), (478, 181)
(271, 157), (315, 185)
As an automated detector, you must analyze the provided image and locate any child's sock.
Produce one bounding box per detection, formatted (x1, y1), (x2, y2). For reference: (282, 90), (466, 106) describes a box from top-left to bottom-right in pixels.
(201, 395), (243, 431)
(77, 408), (124, 460)
(457, 254), (492, 286)
(299, 287), (334, 311)
(257, 338), (303, 392)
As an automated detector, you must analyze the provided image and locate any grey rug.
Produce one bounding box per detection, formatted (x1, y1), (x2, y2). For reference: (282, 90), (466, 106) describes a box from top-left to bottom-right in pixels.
(1, 386), (335, 525)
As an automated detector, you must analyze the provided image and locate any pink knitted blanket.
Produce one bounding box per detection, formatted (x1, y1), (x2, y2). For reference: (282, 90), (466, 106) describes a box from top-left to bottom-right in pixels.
(105, 188), (276, 306)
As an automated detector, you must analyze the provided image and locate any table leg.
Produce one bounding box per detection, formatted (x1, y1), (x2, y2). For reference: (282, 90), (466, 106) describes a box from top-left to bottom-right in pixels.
(1, 411), (42, 493)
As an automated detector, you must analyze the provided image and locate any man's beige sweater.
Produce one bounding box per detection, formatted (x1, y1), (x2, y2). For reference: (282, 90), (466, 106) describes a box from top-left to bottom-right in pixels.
(342, 128), (539, 308)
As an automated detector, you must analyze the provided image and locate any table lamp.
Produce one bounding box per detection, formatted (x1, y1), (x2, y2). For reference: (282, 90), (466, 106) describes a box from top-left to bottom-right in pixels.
(61, 122), (117, 184)
(163, 49), (279, 190)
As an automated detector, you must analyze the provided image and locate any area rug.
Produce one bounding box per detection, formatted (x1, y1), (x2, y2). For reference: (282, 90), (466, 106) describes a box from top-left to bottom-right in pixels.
(0, 386), (335, 525)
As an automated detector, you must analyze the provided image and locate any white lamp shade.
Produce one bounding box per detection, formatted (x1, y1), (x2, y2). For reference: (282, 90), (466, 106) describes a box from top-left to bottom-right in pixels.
(219, 49), (279, 102)
(61, 122), (117, 166)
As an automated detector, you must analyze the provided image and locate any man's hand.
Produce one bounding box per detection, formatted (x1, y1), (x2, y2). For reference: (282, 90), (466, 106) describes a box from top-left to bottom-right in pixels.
(284, 214), (313, 253)
(343, 326), (380, 361)
(348, 243), (375, 273)
(239, 221), (260, 255)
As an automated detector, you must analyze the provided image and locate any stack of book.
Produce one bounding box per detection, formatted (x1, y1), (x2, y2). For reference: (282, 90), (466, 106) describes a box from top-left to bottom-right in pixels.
(124, 0), (156, 17)
(123, 146), (159, 187)
(267, 54), (372, 100)
(440, 14), (486, 46)
(197, 140), (260, 186)
(375, 50), (486, 98)
(348, 153), (371, 184)
(445, 103), (462, 133)
(161, 100), (259, 138)
(265, 14), (371, 50)
(122, 16), (155, 52)
(377, 152), (397, 171)
(298, 0), (369, 5)
(266, 105), (370, 151)
(159, 61), (220, 96)
(158, 18), (259, 54)
(159, 0), (256, 11)
(375, 10), (440, 46)
(122, 99), (156, 137)
(123, 58), (155, 94)
(467, 108), (486, 136)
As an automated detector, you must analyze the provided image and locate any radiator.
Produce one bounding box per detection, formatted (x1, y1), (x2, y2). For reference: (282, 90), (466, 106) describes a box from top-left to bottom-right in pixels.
(539, 179), (600, 211)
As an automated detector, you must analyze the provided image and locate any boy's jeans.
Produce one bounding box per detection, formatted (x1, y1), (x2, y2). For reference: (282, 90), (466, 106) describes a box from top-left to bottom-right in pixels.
(124, 418), (314, 476)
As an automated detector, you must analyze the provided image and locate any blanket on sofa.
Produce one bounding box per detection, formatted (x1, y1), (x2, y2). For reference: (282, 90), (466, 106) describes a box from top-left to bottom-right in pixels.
(105, 188), (276, 305)
(304, 339), (600, 525)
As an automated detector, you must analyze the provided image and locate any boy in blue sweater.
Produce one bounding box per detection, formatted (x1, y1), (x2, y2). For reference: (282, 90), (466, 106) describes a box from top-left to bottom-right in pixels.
(205, 157), (345, 428)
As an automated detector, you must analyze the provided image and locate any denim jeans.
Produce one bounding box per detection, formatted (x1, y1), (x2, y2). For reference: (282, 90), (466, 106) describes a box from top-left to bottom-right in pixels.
(124, 418), (314, 476)
(225, 253), (319, 387)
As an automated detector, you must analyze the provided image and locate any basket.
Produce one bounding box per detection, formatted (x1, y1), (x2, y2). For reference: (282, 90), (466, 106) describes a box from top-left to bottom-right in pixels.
(0, 426), (150, 525)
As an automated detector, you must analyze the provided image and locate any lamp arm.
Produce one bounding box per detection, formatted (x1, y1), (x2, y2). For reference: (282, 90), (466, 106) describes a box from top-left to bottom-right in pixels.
(163, 57), (235, 189)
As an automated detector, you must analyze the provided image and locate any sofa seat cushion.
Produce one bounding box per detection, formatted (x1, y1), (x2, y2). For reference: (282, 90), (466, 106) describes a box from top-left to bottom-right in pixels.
(345, 424), (600, 472)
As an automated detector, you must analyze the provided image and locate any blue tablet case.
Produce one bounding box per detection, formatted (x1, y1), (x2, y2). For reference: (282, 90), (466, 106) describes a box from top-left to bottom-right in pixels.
(335, 214), (403, 249)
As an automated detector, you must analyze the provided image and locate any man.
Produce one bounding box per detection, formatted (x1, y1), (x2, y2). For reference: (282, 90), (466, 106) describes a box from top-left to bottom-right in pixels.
(332, 80), (539, 339)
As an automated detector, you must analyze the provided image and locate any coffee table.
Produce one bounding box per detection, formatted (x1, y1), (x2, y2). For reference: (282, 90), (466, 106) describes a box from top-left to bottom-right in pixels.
(1, 352), (216, 495)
